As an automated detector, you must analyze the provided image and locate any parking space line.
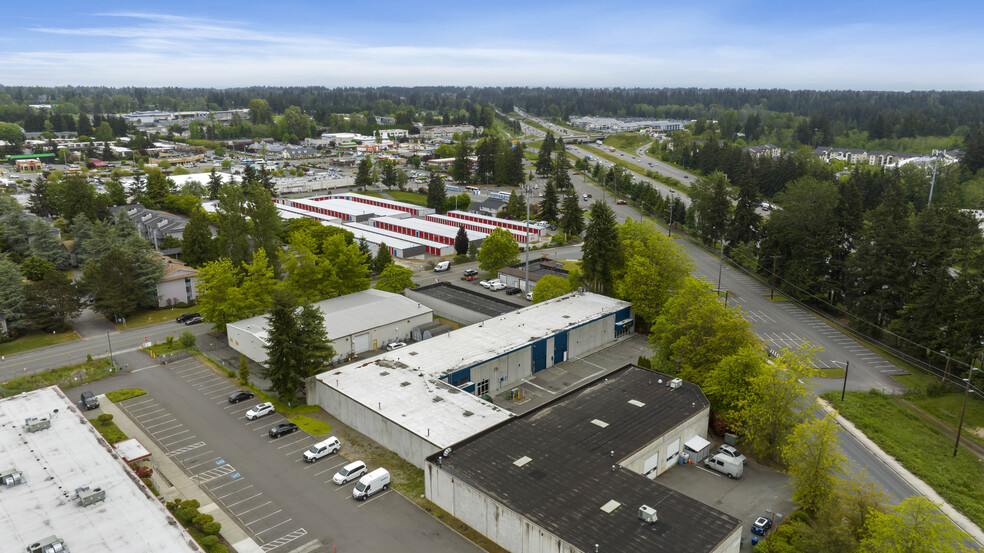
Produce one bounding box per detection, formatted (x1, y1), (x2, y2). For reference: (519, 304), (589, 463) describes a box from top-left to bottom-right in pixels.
(239, 502), (274, 518)
(185, 374), (216, 383)
(125, 398), (156, 407)
(355, 490), (391, 506)
(312, 460), (347, 474)
(156, 428), (189, 441)
(185, 456), (223, 470)
(208, 476), (248, 492)
(166, 441), (206, 456)
(129, 404), (163, 414)
(150, 423), (185, 435)
(286, 444), (315, 456)
(260, 528), (306, 551)
(141, 415), (174, 425)
(163, 435), (199, 448)
(275, 436), (309, 450)
(218, 484), (253, 500)
(226, 492), (264, 509)
(173, 367), (201, 376)
(255, 519), (295, 537)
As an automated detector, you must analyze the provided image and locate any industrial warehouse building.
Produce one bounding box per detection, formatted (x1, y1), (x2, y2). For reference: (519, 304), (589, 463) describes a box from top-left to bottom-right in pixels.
(425, 365), (740, 553)
(227, 289), (433, 365)
(309, 292), (633, 468)
(0, 387), (199, 553)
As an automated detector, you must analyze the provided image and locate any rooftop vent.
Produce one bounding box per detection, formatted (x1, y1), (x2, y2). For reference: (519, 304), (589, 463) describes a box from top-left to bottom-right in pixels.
(639, 505), (658, 524)
(668, 378), (683, 389)
(24, 417), (51, 433)
(0, 468), (25, 487)
(600, 500), (622, 514)
(400, 381), (412, 387)
(432, 396), (444, 403)
(26, 536), (65, 553)
(627, 399), (645, 408)
(462, 411), (474, 417)
(591, 419), (609, 428)
(513, 456), (532, 467)
(379, 371), (390, 376)
(74, 486), (106, 507)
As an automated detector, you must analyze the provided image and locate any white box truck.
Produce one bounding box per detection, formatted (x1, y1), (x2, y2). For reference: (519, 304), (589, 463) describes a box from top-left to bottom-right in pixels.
(704, 453), (743, 479)
(352, 468), (390, 500)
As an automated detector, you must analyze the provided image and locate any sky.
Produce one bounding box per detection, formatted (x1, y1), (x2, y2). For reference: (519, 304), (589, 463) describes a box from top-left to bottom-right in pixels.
(2, 0), (983, 91)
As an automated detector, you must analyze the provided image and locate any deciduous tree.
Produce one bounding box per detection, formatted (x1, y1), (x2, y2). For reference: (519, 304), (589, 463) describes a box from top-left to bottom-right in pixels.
(613, 218), (691, 325)
(531, 274), (570, 303)
(374, 264), (415, 293)
(477, 227), (519, 274)
(784, 413), (845, 515)
(860, 496), (973, 553)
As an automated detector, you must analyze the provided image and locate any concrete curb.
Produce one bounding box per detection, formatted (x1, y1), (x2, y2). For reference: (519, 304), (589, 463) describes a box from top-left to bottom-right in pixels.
(818, 399), (984, 547)
(97, 394), (264, 553)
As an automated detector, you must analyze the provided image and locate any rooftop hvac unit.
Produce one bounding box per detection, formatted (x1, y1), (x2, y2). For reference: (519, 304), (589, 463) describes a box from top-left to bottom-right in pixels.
(1, 469), (24, 487)
(74, 486), (106, 507)
(26, 536), (65, 553)
(638, 505), (658, 524)
(668, 378), (683, 389)
(24, 417), (51, 433)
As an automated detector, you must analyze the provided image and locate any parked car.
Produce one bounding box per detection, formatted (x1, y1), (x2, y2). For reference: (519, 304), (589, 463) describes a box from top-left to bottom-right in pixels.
(526, 291), (533, 301)
(704, 453), (743, 479)
(80, 391), (99, 410)
(386, 341), (407, 350)
(303, 437), (341, 462)
(332, 460), (368, 484)
(184, 315), (204, 325)
(462, 269), (479, 281)
(717, 444), (747, 464)
(352, 468), (390, 500)
(245, 402), (275, 420)
(751, 516), (772, 536)
(489, 281), (507, 291)
(479, 279), (492, 289)
(227, 390), (254, 404)
(616, 200), (627, 205)
(505, 287), (522, 295)
(434, 261), (450, 272)
(176, 312), (201, 323)
(268, 422), (299, 438)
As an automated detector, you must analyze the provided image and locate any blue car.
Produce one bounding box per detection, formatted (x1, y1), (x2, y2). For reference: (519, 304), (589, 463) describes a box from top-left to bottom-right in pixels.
(751, 516), (772, 536)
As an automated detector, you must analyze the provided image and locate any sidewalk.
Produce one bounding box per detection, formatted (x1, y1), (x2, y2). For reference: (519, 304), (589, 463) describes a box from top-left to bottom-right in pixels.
(818, 398), (984, 547)
(97, 395), (263, 553)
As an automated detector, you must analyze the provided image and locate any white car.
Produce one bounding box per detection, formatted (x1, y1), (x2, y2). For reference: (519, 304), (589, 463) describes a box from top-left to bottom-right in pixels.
(332, 460), (368, 484)
(386, 342), (407, 351)
(479, 280), (493, 289)
(717, 444), (747, 464)
(245, 402), (274, 420)
(526, 291), (533, 301)
(303, 437), (341, 462)
(489, 281), (507, 291)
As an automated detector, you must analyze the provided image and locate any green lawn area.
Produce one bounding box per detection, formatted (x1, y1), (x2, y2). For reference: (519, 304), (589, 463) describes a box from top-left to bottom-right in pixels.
(290, 415), (333, 435)
(122, 305), (199, 329)
(603, 133), (650, 153)
(355, 190), (383, 198)
(488, 119), (522, 138)
(1, 358), (116, 396)
(386, 190), (428, 206)
(107, 388), (147, 402)
(909, 392), (984, 448)
(0, 329), (78, 356)
(90, 414), (129, 444)
(824, 391), (984, 527)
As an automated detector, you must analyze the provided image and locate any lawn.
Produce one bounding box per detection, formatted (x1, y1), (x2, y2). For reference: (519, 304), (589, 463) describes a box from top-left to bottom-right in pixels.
(355, 190), (383, 198)
(107, 388), (147, 402)
(121, 305), (199, 329)
(386, 190), (428, 206)
(603, 133), (650, 153)
(908, 392), (984, 449)
(1, 358), (116, 396)
(824, 391), (984, 527)
(289, 415), (333, 435)
(0, 329), (78, 356)
(90, 414), (129, 444)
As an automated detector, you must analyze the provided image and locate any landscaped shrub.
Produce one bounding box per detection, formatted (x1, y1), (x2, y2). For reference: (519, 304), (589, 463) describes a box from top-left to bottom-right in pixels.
(193, 513), (214, 528)
(200, 536), (219, 550)
(203, 521), (221, 535)
(179, 331), (197, 349)
(209, 545), (228, 553)
(97, 413), (114, 424)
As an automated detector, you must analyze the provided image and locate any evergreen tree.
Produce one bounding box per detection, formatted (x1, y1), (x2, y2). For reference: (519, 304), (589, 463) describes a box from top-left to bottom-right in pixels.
(509, 144), (526, 185)
(540, 179), (559, 223)
(962, 125), (984, 174)
(725, 167), (761, 249)
(454, 226), (469, 256)
(381, 162), (397, 189)
(371, 243), (393, 274)
(29, 219), (70, 270)
(357, 237), (372, 260)
(129, 173), (146, 206)
(262, 289), (306, 403)
(207, 169), (223, 200)
(559, 193), (584, 237)
(0, 257), (28, 337)
(181, 208), (216, 267)
(355, 157), (373, 187)
(216, 184), (252, 267)
(245, 182), (284, 276)
(536, 132), (555, 176)
(23, 267), (82, 332)
(475, 137), (497, 185)
(28, 176), (53, 218)
(505, 190), (527, 220)
(82, 247), (141, 320)
(105, 175), (127, 206)
(144, 168), (173, 209)
(2, 211), (32, 257)
(689, 173), (733, 246)
(296, 301), (336, 374)
(259, 169), (274, 195)
(581, 201), (623, 295)
(426, 173), (446, 212)
(451, 140), (471, 182)
(76, 113), (93, 137)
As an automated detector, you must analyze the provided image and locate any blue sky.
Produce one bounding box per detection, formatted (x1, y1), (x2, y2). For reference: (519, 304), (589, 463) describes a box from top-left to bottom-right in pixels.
(2, 1), (982, 90)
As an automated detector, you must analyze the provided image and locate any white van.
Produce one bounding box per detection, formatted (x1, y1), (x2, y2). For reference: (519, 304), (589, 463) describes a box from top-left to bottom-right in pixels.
(332, 461), (367, 485)
(434, 261), (450, 272)
(352, 468), (390, 500)
(704, 453), (743, 479)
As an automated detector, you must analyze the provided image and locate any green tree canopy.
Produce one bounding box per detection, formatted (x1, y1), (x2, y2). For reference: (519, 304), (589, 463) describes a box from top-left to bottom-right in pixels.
(374, 264), (415, 293)
(581, 201), (623, 295)
(559, 192), (584, 237)
(477, 227), (519, 275)
(531, 274), (571, 303)
(613, 217), (691, 325)
(784, 413), (845, 515)
(427, 173), (446, 212)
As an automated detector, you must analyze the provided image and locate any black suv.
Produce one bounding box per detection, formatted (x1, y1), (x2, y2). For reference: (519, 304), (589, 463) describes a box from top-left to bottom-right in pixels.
(269, 423), (299, 438)
(176, 312), (201, 323)
(228, 390), (255, 404)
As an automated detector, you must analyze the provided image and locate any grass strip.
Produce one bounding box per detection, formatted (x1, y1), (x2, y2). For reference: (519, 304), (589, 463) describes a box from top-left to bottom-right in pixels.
(106, 388), (147, 402)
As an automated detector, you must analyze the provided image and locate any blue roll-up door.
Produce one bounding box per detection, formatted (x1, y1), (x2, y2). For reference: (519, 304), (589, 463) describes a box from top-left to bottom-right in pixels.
(531, 339), (547, 374)
(554, 331), (568, 364)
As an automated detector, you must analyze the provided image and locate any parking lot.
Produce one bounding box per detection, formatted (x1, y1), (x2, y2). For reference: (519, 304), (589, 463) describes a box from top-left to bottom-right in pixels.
(117, 355), (479, 553)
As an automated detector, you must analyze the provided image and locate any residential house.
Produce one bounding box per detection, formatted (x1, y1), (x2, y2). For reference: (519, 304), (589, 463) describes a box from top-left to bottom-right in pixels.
(743, 144), (781, 158)
(113, 204), (188, 250)
(157, 255), (199, 307)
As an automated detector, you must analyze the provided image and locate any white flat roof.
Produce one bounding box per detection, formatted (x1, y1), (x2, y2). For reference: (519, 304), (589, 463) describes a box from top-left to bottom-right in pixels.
(371, 216), (486, 240)
(329, 192), (435, 215)
(284, 197), (407, 219)
(275, 203), (342, 223)
(315, 293), (629, 447)
(228, 289), (432, 343)
(323, 222), (420, 251)
(342, 222), (451, 251)
(0, 387), (198, 553)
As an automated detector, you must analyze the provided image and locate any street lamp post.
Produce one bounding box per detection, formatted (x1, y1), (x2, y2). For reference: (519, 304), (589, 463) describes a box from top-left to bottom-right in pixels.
(841, 360), (850, 402)
(716, 237), (725, 294)
(953, 363), (980, 457)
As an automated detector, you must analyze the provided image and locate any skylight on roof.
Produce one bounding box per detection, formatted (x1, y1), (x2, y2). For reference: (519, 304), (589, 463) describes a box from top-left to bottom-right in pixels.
(628, 399), (645, 407)
(600, 499), (621, 513)
(591, 419), (609, 428)
(513, 456), (532, 467)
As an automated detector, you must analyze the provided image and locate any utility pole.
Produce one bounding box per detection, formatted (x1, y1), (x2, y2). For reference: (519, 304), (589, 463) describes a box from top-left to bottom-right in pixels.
(524, 181), (532, 294)
(953, 363), (980, 457)
(716, 237), (725, 294)
(841, 360), (850, 402)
